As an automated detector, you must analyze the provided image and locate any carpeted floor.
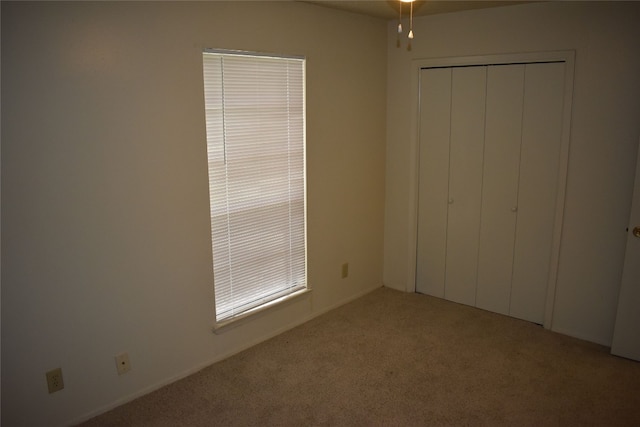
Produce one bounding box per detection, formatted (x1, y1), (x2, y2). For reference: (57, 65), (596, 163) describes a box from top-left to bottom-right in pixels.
(80, 286), (640, 426)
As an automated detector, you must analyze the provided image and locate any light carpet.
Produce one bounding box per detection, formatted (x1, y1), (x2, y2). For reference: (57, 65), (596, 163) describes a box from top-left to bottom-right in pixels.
(80, 287), (640, 426)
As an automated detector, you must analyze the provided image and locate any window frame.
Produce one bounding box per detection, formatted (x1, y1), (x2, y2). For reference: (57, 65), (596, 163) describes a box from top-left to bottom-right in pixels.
(202, 49), (309, 331)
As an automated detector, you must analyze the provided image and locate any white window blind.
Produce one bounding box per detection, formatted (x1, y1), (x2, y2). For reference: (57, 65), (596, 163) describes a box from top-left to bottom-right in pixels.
(202, 50), (307, 323)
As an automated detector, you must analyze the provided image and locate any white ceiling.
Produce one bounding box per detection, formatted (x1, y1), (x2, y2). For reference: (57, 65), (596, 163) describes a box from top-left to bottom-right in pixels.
(300, 0), (534, 20)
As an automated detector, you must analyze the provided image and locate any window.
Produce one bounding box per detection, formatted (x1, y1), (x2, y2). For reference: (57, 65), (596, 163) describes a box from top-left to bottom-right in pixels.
(202, 50), (307, 325)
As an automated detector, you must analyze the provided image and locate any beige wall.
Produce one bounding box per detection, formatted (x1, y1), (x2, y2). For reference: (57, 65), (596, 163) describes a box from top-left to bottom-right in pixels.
(384, 2), (640, 345)
(1, 2), (387, 425)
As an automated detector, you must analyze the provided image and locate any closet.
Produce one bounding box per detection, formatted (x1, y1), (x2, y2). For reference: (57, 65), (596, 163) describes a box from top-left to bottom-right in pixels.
(416, 62), (565, 324)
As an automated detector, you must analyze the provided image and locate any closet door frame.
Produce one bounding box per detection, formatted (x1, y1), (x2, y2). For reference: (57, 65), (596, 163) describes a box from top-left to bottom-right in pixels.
(407, 51), (575, 329)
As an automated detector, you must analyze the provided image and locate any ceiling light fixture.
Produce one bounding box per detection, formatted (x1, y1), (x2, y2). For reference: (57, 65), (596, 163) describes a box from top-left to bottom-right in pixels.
(397, 0), (415, 48)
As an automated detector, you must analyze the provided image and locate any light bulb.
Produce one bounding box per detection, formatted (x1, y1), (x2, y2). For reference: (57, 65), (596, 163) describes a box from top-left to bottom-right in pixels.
(398, 23), (403, 33)
(408, 30), (414, 39)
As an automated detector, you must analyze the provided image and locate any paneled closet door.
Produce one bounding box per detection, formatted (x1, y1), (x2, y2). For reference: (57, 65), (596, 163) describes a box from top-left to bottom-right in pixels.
(416, 61), (566, 325)
(416, 68), (451, 298)
(475, 65), (525, 316)
(510, 62), (565, 324)
(445, 67), (487, 306)
(415, 66), (488, 305)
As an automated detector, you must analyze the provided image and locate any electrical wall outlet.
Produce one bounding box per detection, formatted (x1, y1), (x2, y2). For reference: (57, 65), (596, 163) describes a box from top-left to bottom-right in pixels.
(114, 352), (131, 375)
(341, 262), (349, 279)
(46, 368), (64, 394)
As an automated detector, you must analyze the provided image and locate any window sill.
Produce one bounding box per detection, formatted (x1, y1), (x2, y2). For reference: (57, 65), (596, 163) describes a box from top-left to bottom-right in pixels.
(212, 287), (312, 334)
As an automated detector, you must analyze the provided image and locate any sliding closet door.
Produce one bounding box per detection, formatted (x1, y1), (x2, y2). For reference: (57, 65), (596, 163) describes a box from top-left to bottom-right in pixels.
(510, 62), (565, 324)
(475, 65), (524, 315)
(416, 68), (451, 298)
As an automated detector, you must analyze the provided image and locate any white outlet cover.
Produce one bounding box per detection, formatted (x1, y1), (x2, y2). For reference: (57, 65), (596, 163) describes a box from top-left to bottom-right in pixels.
(115, 352), (131, 375)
